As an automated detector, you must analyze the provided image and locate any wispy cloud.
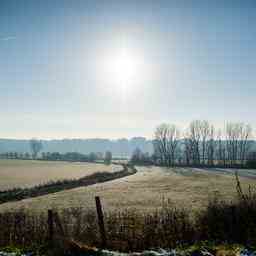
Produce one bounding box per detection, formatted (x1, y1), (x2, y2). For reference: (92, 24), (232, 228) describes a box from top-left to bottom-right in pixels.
(0, 36), (16, 41)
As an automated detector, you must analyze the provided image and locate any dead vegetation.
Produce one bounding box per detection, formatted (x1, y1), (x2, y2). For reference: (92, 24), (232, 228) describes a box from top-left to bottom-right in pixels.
(1, 174), (256, 253)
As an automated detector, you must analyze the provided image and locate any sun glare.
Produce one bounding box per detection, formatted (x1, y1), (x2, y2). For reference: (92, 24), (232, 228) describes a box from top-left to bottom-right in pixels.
(101, 47), (142, 93)
(109, 49), (137, 83)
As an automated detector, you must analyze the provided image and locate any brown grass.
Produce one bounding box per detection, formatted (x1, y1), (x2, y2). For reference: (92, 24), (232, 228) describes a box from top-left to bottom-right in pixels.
(0, 165), (136, 204)
(1, 182), (256, 253)
(1, 166), (256, 214)
(0, 159), (122, 190)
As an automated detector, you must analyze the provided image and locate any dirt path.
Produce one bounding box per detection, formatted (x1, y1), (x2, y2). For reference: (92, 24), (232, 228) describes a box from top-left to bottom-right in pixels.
(187, 167), (256, 179)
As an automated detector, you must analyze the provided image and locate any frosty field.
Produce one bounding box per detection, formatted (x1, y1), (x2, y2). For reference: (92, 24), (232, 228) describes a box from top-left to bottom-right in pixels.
(1, 162), (256, 213)
(0, 159), (122, 190)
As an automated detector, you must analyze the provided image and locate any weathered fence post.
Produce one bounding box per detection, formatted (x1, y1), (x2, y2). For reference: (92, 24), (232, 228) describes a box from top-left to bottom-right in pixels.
(53, 212), (65, 237)
(95, 196), (107, 248)
(48, 210), (54, 242)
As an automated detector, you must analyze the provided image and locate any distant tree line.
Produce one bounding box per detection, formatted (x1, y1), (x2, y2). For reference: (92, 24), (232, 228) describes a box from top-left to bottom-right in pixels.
(1, 121), (255, 168)
(0, 139), (44, 160)
(0, 139), (112, 164)
(41, 151), (112, 163)
(130, 148), (152, 165)
(0, 151), (113, 163)
(0, 152), (31, 160)
(130, 120), (256, 168)
(0, 137), (153, 157)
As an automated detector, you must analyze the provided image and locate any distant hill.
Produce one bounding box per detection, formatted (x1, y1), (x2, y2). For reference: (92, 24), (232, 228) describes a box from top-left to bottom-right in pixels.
(0, 137), (153, 158)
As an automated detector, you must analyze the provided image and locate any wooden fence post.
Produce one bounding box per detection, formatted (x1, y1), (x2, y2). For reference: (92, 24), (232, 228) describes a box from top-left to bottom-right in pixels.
(48, 210), (54, 242)
(53, 212), (65, 237)
(95, 196), (107, 248)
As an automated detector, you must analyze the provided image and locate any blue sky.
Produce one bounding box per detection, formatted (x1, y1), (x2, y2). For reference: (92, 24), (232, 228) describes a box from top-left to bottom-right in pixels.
(0, 0), (255, 139)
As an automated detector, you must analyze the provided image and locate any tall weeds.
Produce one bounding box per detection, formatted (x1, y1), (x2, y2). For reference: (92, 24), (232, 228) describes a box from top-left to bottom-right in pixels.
(196, 172), (256, 245)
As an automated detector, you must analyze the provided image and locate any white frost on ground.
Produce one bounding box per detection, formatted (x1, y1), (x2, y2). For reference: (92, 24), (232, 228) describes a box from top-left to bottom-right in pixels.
(0, 253), (26, 256)
(100, 248), (176, 256)
(0, 252), (33, 256)
(0, 248), (255, 256)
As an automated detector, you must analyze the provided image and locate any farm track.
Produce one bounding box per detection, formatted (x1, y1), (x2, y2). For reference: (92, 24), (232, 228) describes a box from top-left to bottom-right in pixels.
(192, 167), (256, 179)
(0, 164), (137, 205)
(167, 166), (256, 179)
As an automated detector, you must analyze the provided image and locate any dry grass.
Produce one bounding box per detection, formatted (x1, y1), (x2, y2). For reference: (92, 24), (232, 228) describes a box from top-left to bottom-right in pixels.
(0, 205), (194, 251)
(0, 165), (135, 204)
(1, 186), (256, 252)
(0, 159), (122, 190)
(1, 168), (256, 252)
(1, 166), (256, 213)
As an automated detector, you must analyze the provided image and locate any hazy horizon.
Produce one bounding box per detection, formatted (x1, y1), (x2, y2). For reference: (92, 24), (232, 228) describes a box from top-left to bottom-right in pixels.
(1, 0), (256, 139)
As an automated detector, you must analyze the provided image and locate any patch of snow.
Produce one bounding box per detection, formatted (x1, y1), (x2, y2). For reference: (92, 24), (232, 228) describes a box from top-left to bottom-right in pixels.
(100, 249), (176, 256)
(240, 249), (256, 256)
(0, 253), (26, 256)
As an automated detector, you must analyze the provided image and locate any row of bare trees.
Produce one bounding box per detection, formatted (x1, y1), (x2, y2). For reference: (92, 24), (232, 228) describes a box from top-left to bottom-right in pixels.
(153, 120), (254, 167)
(154, 124), (180, 166)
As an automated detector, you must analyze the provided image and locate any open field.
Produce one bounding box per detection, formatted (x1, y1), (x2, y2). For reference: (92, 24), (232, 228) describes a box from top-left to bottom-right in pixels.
(0, 159), (122, 190)
(1, 165), (256, 213)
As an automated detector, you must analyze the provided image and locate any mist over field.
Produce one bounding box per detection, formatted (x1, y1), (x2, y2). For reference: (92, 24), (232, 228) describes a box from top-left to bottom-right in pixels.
(1, 137), (256, 158)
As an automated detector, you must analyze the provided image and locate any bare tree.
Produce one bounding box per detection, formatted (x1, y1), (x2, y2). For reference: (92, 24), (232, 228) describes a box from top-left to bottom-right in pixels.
(199, 120), (211, 165)
(154, 124), (180, 166)
(216, 129), (226, 166)
(224, 122), (253, 166)
(166, 125), (180, 166)
(238, 123), (252, 165)
(183, 136), (193, 165)
(104, 151), (112, 164)
(154, 120), (254, 168)
(154, 124), (169, 166)
(30, 139), (43, 159)
(206, 124), (216, 166)
(131, 147), (143, 163)
(187, 120), (202, 165)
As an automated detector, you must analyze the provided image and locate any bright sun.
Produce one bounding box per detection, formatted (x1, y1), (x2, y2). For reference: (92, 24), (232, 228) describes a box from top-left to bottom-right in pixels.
(109, 49), (137, 83)
(101, 47), (141, 91)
